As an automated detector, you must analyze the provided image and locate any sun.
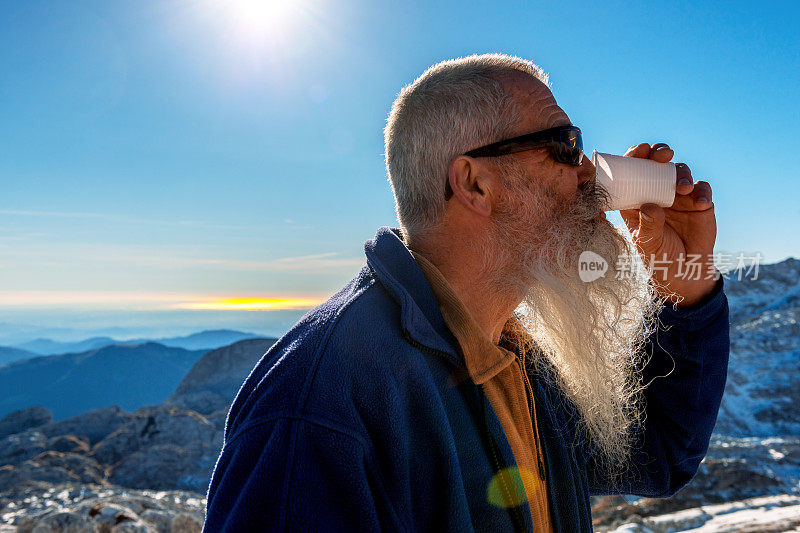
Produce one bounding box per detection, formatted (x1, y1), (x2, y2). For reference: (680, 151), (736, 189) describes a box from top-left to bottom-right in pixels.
(181, 0), (325, 78)
(210, 0), (309, 52)
(227, 0), (295, 37)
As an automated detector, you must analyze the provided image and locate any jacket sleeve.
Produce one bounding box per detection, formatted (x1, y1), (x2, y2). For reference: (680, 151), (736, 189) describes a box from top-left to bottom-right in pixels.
(203, 417), (395, 532)
(588, 277), (730, 497)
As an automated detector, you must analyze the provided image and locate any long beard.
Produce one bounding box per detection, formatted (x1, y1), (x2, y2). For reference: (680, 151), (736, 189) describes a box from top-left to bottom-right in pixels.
(489, 172), (664, 480)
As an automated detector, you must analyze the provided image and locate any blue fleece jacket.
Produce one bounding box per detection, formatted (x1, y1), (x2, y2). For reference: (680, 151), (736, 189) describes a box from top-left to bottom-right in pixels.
(204, 227), (730, 532)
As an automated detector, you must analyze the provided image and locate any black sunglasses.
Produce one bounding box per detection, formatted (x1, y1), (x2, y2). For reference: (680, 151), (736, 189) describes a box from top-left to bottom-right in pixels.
(464, 124), (584, 165)
(445, 125), (584, 200)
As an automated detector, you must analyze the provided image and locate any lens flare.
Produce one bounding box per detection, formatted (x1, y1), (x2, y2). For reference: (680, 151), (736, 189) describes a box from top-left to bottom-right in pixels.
(486, 467), (543, 508)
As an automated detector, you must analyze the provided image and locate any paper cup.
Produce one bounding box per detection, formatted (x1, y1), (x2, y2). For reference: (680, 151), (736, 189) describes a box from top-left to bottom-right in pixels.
(592, 151), (676, 211)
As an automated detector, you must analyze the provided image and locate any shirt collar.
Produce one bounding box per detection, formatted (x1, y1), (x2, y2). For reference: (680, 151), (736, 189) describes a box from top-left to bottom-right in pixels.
(411, 250), (534, 385)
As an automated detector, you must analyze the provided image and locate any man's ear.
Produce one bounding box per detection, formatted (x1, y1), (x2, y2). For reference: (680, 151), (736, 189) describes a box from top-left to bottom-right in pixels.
(447, 156), (497, 218)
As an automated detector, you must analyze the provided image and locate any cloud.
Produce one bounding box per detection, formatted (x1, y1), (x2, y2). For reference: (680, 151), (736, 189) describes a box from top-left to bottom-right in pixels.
(0, 209), (256, 231)
(269, 252), (364, 271)
(0, 290), (192, 308)
(162, 252), (364, 273)
(0, 242), (364, 275)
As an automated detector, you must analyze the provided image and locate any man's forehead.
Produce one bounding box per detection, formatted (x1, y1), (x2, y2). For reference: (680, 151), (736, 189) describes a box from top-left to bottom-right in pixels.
(501, 73), (571, 133)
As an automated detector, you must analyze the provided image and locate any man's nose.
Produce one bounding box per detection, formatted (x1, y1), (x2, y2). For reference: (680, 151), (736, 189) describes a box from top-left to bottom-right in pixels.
(577, 153), (596, 188)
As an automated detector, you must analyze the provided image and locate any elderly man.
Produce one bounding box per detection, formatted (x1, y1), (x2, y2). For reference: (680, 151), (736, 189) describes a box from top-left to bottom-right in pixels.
(204, 54), (729, 532)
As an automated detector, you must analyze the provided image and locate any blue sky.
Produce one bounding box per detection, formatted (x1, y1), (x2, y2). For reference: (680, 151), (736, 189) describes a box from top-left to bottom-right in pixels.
(1, 0), (798, 334)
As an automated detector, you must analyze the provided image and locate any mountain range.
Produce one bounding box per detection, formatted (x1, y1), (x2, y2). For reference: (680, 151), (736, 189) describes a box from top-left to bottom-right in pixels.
(0, 346), (36, 368)
(5, 329), (259, 356)
(0, 342), (208, 421)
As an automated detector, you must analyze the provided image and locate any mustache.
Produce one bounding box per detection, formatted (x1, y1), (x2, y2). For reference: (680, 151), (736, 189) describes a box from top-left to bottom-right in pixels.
(550, 179), (611, 235)
(577, 179), (611, 211)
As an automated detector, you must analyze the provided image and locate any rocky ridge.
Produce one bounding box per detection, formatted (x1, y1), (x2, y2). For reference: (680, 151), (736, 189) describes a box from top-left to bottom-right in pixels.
(593, 257), (800, 530)
(713, 258), (800, 439)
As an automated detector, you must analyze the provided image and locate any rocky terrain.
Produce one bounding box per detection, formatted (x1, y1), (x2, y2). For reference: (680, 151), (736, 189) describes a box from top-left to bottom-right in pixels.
(0, 338), (274, 531)
(600, 494), (800, 532)
(0, 484), (205, 533)
(592, 436), (800, 531)
(714, 258), (800, 439)
(0, 259), (798, 531)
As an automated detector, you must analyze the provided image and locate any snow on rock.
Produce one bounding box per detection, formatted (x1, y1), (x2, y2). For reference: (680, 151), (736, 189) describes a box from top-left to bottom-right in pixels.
(0, 483), (204, 532)
(713, 258), (800, 439)
(606, 494), (800, 532)
(724, 257), (800, 322)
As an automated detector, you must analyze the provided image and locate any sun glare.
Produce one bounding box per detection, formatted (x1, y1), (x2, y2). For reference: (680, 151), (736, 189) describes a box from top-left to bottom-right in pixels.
(206, 0), (313, 55)
(228, 0), (294, 36)
(179, 0), (329, 82)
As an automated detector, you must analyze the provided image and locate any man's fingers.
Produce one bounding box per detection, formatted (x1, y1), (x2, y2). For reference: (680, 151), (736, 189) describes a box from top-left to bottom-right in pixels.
(690, 180), (713, 208)
(624, 143), (651, 159)
(636, 204), (666, 252)
(670, 179), (713, 211)
(675, 162), (694, 195)
(649, 143), (674, 163)
(624, 142), (673, 162)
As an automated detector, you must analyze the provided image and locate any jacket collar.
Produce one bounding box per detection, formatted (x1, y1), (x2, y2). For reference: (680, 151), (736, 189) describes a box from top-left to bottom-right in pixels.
(364, 227), (462, 365)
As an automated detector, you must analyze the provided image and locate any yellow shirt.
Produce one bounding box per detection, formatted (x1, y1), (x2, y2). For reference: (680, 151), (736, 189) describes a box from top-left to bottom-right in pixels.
(412, 252), (553, 532)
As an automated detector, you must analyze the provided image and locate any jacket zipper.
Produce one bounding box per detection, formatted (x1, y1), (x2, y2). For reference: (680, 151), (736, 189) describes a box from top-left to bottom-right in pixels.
(403, 330), (528, 533)
(518, 356), (546, 481)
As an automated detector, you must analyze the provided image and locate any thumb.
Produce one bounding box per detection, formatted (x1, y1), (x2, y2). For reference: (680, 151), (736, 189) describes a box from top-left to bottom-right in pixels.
(634, 204), (665, 254)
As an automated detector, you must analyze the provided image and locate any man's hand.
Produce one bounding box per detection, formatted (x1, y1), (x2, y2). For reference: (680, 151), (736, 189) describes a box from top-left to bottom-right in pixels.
(618, 142), (718, 307)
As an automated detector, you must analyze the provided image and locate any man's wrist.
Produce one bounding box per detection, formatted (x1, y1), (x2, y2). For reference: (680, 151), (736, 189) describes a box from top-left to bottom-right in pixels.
(657, 277), (726, 332)
(671, 278), (718, 307)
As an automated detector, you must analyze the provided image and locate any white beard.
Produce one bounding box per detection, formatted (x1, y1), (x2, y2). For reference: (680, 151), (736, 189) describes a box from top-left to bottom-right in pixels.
(487, 167), (664, 480)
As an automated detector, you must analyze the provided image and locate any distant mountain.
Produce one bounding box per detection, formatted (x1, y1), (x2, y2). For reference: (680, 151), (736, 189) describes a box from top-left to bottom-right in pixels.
(156, 329), (260, 351)
(0, 322), (139, 347)
(0, 342), (206, 421)
(8, 329), (259, 356)
(0, 346), (37, 368)
(712, 257), (800, 438)
(167, 337), (277, 414)
(12, 336), (117, 356)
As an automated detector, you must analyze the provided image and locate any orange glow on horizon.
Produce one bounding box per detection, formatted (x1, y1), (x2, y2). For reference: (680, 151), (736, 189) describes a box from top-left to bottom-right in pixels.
(175, 297), (323, 311)
(0, 291), (327, 311)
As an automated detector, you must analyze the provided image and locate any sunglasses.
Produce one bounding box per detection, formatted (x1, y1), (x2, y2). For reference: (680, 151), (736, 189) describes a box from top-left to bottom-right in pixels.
(445, 125), (585, 200)
(465, 124), (584, 165)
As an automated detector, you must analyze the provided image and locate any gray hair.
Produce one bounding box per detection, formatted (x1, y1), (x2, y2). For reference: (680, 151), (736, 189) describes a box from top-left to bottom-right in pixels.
(383, 53), (550, 235)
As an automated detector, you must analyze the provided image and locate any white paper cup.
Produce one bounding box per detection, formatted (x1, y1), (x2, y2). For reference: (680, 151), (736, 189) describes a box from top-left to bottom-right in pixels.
(592, 151), (676, 211)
